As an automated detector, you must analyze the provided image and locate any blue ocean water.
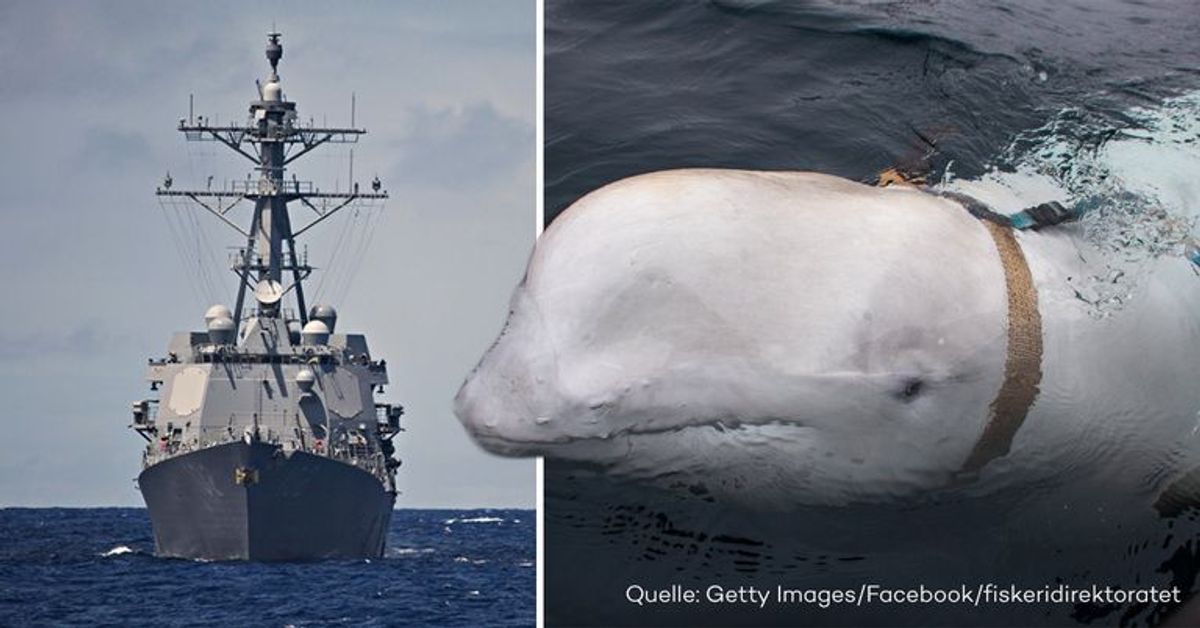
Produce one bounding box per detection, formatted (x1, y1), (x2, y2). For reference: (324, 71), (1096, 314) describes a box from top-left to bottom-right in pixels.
(0, 508), (533, 627)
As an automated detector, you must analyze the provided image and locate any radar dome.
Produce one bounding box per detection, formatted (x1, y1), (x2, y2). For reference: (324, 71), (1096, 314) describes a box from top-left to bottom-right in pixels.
(309, 304), (338, 332)
(263, 80), (282, 102)
(204, 304), (233, 325)
(301, 320), (330, 346)
(295, 368), (316, 394)
(207, 316), (236, 345)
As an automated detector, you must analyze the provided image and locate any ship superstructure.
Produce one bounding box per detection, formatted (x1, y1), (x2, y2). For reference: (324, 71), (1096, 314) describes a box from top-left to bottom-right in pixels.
(129, 33), (403, 560)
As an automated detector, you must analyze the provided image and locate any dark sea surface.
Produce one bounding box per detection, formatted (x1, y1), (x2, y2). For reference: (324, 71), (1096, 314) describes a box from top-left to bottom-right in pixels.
(547, 0), (1200, 221)
(545, 1), (1200, 626)
(0, 508), (533, 627)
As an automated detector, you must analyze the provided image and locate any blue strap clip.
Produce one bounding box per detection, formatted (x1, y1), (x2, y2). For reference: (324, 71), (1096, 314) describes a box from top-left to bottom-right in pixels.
(1008, 201), (1076, 231)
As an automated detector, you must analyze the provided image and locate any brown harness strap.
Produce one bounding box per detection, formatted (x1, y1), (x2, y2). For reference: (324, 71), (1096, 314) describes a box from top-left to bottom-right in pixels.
(959, 219), (1045, 474)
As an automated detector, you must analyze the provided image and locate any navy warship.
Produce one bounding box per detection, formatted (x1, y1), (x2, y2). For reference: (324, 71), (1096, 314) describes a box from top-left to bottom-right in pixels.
(129, 33), (403, 561)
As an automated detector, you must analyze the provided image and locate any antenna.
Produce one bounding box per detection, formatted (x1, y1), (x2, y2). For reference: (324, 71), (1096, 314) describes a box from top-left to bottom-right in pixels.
(156, 32), (387, 331)
(265, 30), (282, 80)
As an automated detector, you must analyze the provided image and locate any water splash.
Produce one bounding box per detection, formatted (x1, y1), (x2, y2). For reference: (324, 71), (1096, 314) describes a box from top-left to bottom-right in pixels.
(99, 545), (135, 557)
(443, 516), (506, 525)
(941, 89), (1200, 317)
(388, 547), (436, 557)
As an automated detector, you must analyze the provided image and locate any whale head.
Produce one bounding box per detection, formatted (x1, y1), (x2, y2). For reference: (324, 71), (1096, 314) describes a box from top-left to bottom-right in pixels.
(455, 169), (1013, 506)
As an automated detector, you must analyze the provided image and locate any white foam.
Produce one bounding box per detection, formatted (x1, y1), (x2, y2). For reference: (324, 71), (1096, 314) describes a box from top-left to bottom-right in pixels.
(100, 545), (134, 557)
(1103, 117), (1200, 216)
(941, 167), (1068, 216)
(442, 516), (505, 525)
(390, 547), (436, 556)
(939, 88), (1200, 317)
(954, 89), (1199, 220)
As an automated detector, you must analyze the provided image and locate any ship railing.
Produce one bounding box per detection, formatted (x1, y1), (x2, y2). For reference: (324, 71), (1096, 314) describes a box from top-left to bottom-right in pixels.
(143, 419), (395, 484)
(327, 442), (391, 478)
(143, 436), (198, 466)
(330, 441), (371, 463)
(225, 178), (316, 195)
(255, 306), (298, 321)
(193, 348), (335, 365)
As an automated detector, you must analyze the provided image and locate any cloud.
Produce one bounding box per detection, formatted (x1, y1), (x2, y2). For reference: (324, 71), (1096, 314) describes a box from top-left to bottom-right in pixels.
(0, 320), (125, 361)
(384, 103), (534, 188)
(75, 127), (154, 172)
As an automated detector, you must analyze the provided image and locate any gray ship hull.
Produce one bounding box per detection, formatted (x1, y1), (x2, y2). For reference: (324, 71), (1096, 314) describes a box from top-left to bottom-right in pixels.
(138, 441), (395, 561)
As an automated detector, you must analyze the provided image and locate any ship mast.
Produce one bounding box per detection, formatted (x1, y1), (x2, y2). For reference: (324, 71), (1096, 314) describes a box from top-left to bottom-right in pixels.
(157, 32), (387, 331)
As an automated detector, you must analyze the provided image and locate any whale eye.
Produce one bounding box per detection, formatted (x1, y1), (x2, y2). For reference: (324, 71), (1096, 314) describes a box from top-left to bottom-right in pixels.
(897, 378), (924, 402)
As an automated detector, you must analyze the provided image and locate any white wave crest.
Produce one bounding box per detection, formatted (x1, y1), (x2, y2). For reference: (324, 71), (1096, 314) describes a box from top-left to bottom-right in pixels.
(100, 545), (134, 557)
(442, 516), (506, 525)
(940, 88), (1200, 317)
(389, 547), (436, 556)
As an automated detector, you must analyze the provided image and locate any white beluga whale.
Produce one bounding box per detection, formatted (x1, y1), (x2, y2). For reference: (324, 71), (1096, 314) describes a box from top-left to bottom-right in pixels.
(455, 168), (1200, 510)
(457, 167), (1200, 625)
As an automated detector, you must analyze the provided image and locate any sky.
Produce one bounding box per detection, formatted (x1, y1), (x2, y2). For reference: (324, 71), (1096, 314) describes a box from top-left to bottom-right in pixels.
(0, 1), (536, 508)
